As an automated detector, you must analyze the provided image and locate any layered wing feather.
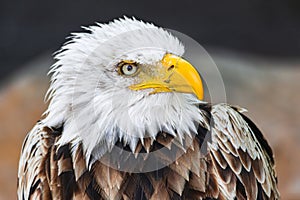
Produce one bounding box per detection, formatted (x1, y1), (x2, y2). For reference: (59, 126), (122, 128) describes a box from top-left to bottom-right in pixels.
(208, 104), (279, 199)
(18, 124), (54, 199)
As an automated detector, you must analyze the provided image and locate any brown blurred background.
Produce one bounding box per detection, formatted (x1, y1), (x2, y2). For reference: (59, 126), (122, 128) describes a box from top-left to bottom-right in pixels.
(1, 1), (300, 199)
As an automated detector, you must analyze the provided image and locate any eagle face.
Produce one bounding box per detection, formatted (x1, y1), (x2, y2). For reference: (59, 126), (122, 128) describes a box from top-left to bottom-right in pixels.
(45, 18), (207, 166)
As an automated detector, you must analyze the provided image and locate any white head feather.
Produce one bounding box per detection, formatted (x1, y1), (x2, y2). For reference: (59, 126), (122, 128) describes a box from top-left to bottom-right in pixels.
(43, 17), (207, 166)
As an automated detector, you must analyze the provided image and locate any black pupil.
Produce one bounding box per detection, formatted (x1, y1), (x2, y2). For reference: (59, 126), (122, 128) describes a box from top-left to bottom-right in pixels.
(126, 65), (133, 71)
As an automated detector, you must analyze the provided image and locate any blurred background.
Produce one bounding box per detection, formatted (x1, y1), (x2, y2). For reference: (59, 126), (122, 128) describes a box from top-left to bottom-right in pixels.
(1, 0), (300, 199)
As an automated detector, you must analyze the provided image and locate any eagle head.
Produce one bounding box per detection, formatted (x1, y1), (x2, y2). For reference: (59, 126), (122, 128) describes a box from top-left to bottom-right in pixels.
(44, 17), (207, 166)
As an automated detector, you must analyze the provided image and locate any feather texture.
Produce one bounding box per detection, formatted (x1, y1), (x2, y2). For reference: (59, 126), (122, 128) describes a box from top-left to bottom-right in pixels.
(18, 104), (279, 200)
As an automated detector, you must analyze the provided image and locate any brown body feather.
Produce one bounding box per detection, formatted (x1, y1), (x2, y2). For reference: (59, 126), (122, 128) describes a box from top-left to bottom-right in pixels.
(18, 104), (280, 200)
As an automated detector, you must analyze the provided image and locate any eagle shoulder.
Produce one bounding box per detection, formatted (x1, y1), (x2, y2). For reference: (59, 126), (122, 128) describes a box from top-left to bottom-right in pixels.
(208, 103), (280, 200)
(17, 124), (56, 199)
(17, 124), (73, 199)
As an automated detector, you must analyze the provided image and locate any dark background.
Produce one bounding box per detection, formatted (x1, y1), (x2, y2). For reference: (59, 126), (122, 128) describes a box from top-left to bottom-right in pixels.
(1, 0), (300, 80)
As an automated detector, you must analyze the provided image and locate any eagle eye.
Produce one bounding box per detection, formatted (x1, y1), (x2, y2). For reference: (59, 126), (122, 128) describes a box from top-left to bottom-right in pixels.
(118, 62), (139, 76)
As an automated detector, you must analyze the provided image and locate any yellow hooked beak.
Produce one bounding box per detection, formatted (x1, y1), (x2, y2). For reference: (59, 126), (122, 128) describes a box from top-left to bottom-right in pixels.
(129, 54), (204, 100)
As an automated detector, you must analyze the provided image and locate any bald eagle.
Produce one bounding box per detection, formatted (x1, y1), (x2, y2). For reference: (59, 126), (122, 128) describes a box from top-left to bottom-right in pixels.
(18, 17), (279, 200)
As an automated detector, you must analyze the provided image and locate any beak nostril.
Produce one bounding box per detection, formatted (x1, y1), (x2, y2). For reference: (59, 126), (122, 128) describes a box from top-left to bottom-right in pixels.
(164, 79), (170, 83)
(167, 65), (175, 71)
